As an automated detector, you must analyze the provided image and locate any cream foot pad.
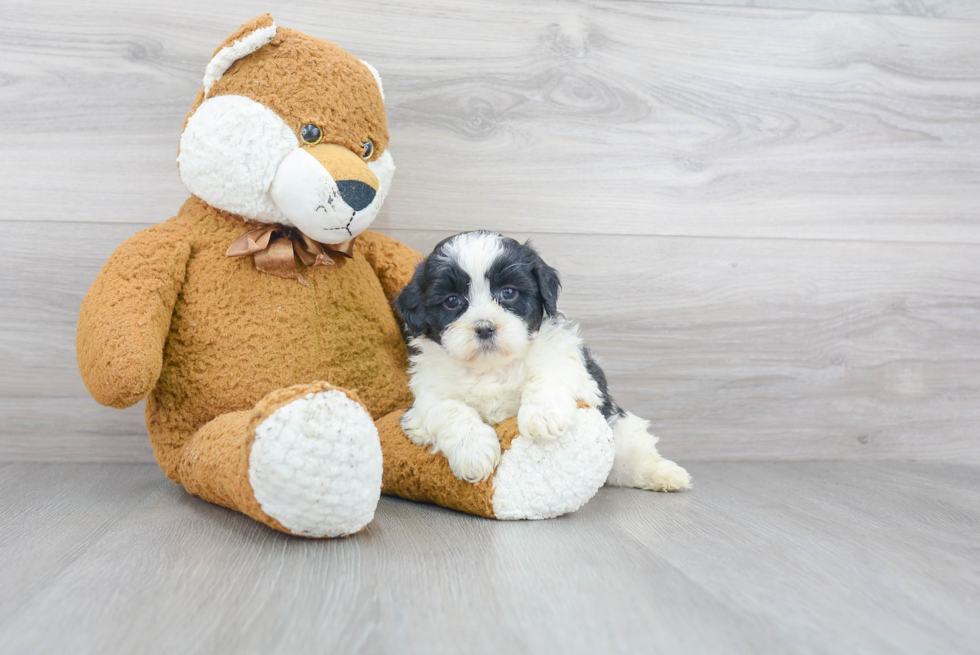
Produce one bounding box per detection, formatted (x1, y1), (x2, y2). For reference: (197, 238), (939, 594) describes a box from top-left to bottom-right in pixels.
(249, 390), (383, 537)
(491, 407), (615, 520)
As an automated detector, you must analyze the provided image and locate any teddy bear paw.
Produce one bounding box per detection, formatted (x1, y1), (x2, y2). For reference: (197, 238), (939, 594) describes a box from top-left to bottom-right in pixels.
(249, 389), (382, 537)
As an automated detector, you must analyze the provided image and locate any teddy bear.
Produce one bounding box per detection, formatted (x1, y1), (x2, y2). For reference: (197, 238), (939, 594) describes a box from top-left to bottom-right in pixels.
(76, 14), (615, 538)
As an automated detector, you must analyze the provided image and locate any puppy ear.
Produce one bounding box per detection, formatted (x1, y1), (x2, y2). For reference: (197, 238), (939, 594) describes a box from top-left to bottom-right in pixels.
(395, 264), (428, 337)
(526, 241), (561, 317)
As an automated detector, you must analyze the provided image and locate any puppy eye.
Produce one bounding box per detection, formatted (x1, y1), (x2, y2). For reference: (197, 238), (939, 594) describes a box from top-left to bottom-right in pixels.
(444, 295), (461, 309)
(499, 287), (518, 301)
(362, 140), (374, 159)
(301, 124), (322, 146)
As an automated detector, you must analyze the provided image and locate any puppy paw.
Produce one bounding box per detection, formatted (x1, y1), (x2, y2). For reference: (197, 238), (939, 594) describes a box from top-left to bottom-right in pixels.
(442, 423), (502, 483)
(401, 408), (435, 447)
(635, 458), (691, 492)
(518, 396), (578, 441)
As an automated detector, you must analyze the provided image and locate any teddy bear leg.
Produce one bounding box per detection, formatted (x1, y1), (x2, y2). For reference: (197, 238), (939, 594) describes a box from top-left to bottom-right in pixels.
(376, 406), (615, 520)
(167, 382), (383, 537)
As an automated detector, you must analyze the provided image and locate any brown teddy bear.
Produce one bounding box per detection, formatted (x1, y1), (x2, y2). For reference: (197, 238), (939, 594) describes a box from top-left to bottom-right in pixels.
(76, 14), (615, 537)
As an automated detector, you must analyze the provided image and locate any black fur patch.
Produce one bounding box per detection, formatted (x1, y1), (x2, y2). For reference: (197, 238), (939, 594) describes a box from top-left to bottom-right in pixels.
(487, 236), (561, 333)
(394, 234), (472, 344)
(581, 346), (625, 420)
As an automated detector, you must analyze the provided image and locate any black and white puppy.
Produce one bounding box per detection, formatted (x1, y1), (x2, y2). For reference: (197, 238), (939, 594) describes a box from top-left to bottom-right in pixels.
(395, 231), (690, 491)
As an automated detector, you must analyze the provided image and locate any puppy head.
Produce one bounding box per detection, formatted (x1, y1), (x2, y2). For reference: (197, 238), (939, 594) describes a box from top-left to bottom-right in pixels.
(396, 231), (561, 364)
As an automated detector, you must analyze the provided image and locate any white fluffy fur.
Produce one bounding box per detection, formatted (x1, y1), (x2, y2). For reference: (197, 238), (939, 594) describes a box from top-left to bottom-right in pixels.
(178, 95), (297, 223)
(518, 319), (602, 441)
(249, 390), (383, 537)
(203, 22), (278, 95)
(403, 232), (690, 493)
(403, 317), (604, 483)
(605, 413), (691, 491)
(491, 407), (614, 520)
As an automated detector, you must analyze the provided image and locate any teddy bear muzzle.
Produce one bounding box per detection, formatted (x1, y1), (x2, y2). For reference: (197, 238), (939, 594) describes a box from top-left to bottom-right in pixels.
(303, 142), (378, 210)
(271, 142), (384, 240)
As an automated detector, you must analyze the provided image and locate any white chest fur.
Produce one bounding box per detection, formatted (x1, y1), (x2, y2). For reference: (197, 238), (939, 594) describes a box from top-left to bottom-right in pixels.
(405, 319), (603, 425)
(450, 359), (527, 425)
(407, 340), (528, 425)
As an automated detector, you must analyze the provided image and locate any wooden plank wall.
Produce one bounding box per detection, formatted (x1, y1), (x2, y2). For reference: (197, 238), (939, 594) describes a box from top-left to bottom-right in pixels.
(1, 0), (978, 462)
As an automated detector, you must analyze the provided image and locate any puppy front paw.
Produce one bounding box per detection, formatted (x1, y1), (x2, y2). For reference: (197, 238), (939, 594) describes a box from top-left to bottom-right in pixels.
(401, 408), (436, 447)
(518, 396), (578, 441)
(441, 423), (502, 483)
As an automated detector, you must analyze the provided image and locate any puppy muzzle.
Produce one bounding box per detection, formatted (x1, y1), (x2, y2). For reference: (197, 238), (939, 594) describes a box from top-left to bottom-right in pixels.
(474, 320), (496, 342)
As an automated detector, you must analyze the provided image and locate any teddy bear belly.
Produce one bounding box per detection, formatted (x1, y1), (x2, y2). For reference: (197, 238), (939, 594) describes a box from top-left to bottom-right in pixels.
(149, 251), (413, 441)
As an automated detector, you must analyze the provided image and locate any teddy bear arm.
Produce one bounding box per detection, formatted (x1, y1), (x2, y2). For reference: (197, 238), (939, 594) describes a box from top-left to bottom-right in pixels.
(356, 229), (422, 303)
(76, 227), (192, 409)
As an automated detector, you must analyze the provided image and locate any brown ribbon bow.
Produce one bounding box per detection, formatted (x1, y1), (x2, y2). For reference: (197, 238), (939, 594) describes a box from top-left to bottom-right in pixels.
(226, 224), (355, 286)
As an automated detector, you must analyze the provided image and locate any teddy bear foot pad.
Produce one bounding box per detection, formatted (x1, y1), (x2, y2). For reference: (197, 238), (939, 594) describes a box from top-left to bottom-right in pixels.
(491, 407), (615, 520)
(249, 389), (383, 537)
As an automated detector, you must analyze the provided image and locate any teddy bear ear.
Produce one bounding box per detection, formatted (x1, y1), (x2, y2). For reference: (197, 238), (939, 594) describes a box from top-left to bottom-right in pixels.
(358, 59), (385, 101)
(202, 14), (277, 97)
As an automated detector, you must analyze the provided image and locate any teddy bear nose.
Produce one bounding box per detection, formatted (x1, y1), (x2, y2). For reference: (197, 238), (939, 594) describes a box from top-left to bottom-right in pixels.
(336, 180), (376, 211)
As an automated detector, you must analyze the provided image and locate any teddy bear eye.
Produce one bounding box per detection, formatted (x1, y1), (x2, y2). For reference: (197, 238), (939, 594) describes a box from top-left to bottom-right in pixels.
(301, 124), (322, 145)
(362, 140), (374, 159)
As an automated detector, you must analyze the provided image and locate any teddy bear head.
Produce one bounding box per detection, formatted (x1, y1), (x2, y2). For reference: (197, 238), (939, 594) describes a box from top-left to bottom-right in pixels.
(177, 14), (393, 242)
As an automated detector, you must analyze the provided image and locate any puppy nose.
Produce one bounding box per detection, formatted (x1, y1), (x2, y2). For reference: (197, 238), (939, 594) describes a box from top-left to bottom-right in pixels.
(474, 320), (496, 340)
(336, 180), (376, 211)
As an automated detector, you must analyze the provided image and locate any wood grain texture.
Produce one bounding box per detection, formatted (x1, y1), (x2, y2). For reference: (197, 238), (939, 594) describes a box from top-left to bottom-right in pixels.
(0, 462), (977, 654)
(0, 1), (978, 242)
(2, 222), (977, 462)
(0, 397), (152, 462)
(647, 0), (980, 20)
(0, 464), (161, 624)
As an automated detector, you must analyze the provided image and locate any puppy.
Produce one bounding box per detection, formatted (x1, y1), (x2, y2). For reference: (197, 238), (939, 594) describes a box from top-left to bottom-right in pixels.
(395, 231), (690, 491)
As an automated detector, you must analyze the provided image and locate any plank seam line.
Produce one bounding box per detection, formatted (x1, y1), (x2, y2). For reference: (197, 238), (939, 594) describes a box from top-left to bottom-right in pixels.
(5, 219), (977, 249)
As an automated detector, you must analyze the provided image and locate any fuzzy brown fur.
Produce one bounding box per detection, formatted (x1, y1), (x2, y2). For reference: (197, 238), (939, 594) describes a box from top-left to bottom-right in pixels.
(184, 14), (387, 160)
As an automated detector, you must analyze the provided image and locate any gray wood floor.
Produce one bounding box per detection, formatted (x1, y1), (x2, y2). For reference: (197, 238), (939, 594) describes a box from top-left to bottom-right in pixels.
(0, 461), (977, 655)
